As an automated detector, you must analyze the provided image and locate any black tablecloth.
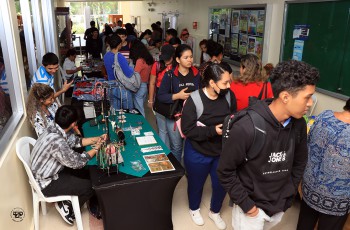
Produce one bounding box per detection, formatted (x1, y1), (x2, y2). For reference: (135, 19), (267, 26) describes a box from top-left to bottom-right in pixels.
(88, 153), (185, 230)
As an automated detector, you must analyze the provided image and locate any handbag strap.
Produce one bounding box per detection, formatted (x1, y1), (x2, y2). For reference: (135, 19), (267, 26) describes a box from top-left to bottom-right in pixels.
(257, 82), (267, 100)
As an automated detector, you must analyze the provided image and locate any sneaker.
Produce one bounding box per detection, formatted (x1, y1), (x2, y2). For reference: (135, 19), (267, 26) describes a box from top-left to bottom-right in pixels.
(65, 200), (75, 220)
(209, 211), (226, 230)
(189, 209), (204, 226)
(55, 201), (74, 225)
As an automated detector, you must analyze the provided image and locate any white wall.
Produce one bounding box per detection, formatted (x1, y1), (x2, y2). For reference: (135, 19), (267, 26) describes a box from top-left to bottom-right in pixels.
(123, 0), (347, 114)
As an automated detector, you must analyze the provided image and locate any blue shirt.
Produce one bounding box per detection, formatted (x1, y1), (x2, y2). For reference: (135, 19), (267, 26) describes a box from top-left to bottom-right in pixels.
(103, 52), (133, 81)
(31, 66), (54, 89)
(0, 70), (8, 95)
(302, 110), (350, 216)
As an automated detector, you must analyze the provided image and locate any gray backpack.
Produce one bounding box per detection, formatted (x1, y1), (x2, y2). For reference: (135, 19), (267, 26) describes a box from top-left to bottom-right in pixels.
(113, 53), (141, 92)
(190, 90), (231, 119)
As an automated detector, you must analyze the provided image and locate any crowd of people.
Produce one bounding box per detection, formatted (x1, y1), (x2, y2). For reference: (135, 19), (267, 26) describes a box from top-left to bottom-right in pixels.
(23, 20), (349, 230)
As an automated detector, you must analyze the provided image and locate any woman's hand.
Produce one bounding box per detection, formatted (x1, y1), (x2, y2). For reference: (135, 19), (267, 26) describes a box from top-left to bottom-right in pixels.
(215, 124), (223, 135)
(175, 87), (190, 100)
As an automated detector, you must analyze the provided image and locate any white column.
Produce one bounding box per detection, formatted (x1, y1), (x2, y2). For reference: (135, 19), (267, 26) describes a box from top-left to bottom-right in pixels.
(85, 6), (91, 30)
(31, 0), (46, 64)
(19, 0), (38, 75)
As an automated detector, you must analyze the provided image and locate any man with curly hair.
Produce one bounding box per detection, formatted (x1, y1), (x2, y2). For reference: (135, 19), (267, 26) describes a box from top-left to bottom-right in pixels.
(217, 60), (320, 230)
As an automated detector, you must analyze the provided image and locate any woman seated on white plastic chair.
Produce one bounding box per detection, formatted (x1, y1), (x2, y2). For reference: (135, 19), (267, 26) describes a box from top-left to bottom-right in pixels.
(26, 83), (81, 137)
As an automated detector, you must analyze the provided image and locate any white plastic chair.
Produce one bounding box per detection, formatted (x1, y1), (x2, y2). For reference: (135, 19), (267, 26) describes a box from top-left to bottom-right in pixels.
(16, 137), (83, 230)
(58, 66), (66, 104)
(307, 94), (318, 117)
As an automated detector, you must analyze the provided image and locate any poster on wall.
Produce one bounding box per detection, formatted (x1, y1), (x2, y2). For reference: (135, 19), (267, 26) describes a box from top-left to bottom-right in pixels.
(224, 37), (231, 57)
(248, 10), (258, 35)
(218, 34), (226, 47)
(255, 37), (263, 59)
(212, 34), (218, 42)
(239, 10), (248, 33)
(239, 33), (248, 56)
(247, 36), (256, 53)
(231, 10), (240, 34)
(292, 40), (304, 61)
(231, 34), (239, 53)
(225, 24), (231, 37)
(293, 24), (310, 40)
(220, 12), (229, 30)
(257, 10), (265, 36)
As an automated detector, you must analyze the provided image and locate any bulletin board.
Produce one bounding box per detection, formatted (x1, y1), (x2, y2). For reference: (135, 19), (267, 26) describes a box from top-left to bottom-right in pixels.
(281, 0), (350, 98)
(209, 6), (266, 64)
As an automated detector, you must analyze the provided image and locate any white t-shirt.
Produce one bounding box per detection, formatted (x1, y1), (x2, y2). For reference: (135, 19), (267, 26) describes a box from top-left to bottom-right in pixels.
(63, 58), (77, 80)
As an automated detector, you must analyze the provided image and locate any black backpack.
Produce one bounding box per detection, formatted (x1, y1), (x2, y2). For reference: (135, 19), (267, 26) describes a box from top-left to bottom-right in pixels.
(222, 109), (266, 162)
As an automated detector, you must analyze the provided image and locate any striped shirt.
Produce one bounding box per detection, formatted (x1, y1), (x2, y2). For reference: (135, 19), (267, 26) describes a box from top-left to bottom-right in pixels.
(30, 124), (91, 190)
(31, 66), (54, 88)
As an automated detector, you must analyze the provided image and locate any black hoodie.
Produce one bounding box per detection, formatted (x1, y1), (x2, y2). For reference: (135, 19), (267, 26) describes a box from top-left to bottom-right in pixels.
(217, 100), (307, 217)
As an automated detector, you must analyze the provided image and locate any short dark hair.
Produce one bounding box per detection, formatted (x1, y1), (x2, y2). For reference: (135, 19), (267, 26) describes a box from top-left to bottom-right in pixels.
(202, 63), (228, 87)
(90, 21), (95, 27)
(55, 105), (78, 129)
(166, 28), (178, 38)
(108, 35), (122, 49)
(168, 37), (181, 46)
(270, 60), (320, 98)
(206, 40), (223, 58)
(156, 21), (161, 26)
(42, 52), (59, 66)
(116, 28), (127, 36)
(90, 27), (99, 34)
(66, 48), (77, 57)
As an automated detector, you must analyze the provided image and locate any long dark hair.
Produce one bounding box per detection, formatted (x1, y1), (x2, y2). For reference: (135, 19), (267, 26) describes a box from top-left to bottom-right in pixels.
(201, 62), (227, 87)
(129, 40), (154, 66)
(140, 29), (152, 40)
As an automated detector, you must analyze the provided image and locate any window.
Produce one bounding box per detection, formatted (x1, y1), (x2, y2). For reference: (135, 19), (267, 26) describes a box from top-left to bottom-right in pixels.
(0, 1), (26, 152)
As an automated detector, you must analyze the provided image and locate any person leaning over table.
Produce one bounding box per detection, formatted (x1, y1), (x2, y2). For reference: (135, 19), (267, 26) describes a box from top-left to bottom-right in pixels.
(31, 52), (73, 100)
(296, 98), (350, 230)
(181, 63), (237, 229)
(30, 105), (106, 225)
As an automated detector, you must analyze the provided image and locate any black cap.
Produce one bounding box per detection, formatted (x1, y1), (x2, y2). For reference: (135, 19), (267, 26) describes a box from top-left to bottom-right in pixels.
(159, 45), (175, 61)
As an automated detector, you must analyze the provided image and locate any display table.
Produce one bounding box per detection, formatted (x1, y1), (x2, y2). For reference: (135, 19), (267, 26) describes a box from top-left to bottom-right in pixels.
(82, 113), (185, 230)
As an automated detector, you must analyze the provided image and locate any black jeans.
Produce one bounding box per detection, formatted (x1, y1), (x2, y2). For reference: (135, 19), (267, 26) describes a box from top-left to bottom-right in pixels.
(297, 199), (348, 230)
(42, 167), (94, 207)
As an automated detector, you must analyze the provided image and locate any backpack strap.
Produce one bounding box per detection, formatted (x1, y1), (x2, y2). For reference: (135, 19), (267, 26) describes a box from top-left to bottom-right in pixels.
(245, 110), (266, 161)
(190, 90), (203, 120)
(225, 91), (231, 108)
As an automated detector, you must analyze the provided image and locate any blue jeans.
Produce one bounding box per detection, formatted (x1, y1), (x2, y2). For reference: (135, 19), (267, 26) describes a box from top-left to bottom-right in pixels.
(184, 139), (226, 213)
(133, 82), (147, 117)
(165, 117), (183, 163)
(155, 112), (170, 149)
(109, 85), (133, 110)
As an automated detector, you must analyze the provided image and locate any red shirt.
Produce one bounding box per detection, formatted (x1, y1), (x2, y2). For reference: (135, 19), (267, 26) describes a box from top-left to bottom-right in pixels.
(150, 62), (172, 88)
(135, 58), (152, 83)
(230, 81), (274, 111)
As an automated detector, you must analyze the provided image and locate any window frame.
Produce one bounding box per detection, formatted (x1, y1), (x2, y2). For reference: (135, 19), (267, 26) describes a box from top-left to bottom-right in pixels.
(0, 1), (27, 154)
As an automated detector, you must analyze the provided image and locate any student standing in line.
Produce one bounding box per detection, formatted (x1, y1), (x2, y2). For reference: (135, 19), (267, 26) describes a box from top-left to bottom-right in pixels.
(157, 44), (201, 162)
(230, 54), (274, 111)
(217, 60), (320, 230)
(296, 99), (350, 230)
(129, 40), (154, 117)
(199, 39), (211, 64)
(182, 63), (237, 229)
(148, 45), (176, 148)
(104, 35), (134, 110)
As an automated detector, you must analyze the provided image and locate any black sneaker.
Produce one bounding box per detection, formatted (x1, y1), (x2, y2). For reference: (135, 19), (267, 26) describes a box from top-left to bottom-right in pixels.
(55, 201), (74, 225)
(65, 200), (75, 220)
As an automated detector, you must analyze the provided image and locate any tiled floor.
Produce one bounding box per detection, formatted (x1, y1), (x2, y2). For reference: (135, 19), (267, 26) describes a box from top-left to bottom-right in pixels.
(38, 99), (301, 230)
(39, 175), (301, 230)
